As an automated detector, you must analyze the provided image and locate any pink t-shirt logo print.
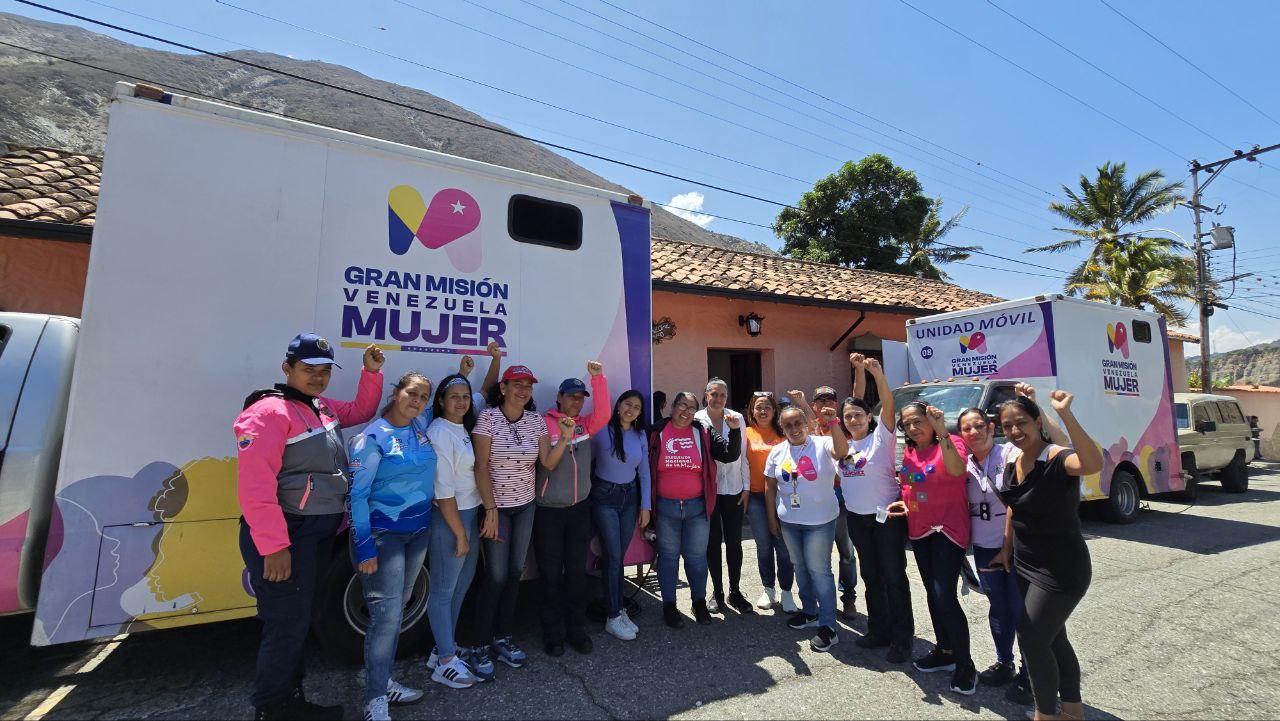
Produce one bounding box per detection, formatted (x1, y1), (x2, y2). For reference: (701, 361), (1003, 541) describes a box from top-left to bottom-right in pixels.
(796, 455), (818, 481)
(387, 185), (482, 272)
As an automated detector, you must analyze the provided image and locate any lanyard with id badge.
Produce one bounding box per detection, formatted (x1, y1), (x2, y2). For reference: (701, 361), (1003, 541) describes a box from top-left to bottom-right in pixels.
(780, 459), (802, 509)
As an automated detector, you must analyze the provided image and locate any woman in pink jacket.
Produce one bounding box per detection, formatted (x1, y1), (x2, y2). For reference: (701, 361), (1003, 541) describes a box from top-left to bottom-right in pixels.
(232, 333), (383, 721)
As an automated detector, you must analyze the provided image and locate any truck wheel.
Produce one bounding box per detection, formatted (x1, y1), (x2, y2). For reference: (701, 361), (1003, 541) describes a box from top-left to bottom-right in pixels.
(1177, 455), (1199, 502)
(313, 548), (433, 665)
(1220, 452), (1249, 493)
(1104, 470), (1140, 524)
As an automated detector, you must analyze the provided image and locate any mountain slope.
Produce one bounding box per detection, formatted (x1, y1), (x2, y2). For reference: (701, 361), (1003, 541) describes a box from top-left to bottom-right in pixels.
(0, 12), (771, 252)
(1188, 339), (1280, 386)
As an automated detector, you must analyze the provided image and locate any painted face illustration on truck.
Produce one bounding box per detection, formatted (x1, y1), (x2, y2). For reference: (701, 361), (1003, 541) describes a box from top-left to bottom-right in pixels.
(387, 185), (482, 272)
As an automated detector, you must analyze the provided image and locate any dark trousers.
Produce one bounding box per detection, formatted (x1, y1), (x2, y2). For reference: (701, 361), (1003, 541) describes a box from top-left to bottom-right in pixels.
(912, 532), (971, 662)
(532, 501), (592, 645)
(470, 501), (536, 645)
(239, 512), (341, 708)
(974, 545), (1024, 665)
(1018, 577), (1085, 714)
(846, 512), (913, 644)
(707, 493), (745, 598)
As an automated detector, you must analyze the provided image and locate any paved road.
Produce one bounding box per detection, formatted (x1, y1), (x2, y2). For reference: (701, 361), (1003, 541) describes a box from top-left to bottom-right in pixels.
(4, 464), (1279, 720)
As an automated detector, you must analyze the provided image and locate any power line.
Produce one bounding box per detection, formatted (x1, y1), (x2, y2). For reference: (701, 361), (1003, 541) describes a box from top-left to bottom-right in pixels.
(1098, 0), (1280, 131)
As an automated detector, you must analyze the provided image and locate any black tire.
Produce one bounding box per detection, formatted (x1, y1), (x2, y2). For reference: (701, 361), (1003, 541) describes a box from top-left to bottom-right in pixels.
(312, 544), (433, 665)
(1177, 454), (1199, 502)
(1104, 470), (1140, 524)
(1220, 452), (1250, 493)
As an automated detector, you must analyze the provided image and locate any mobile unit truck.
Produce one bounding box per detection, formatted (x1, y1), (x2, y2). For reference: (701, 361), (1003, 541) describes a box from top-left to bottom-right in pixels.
(901, 295), (1185, 523)
(1, 83), (653, 657)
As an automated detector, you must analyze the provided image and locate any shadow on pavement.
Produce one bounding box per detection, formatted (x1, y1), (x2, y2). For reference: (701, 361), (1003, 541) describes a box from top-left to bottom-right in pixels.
(1083, 482), (1280, 555)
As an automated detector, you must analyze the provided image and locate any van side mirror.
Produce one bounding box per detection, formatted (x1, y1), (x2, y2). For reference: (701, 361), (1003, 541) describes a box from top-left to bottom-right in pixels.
(1195, 420), (1217, 433)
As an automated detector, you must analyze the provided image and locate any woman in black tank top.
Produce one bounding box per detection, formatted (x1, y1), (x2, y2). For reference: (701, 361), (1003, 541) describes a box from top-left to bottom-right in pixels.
(986, 390), (1102, 721)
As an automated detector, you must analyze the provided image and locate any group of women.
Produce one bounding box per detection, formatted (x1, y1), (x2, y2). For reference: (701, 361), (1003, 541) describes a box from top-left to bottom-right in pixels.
(236, 333), (1100, 721)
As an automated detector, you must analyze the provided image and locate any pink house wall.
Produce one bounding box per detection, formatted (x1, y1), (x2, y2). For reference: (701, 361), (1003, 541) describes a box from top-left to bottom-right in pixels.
(652, 290), (914, 401)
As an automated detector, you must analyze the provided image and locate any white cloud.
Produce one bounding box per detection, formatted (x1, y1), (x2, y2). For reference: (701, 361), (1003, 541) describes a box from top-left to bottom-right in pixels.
(666, 191), (714, 228)
(1204, 326), (1269, 354)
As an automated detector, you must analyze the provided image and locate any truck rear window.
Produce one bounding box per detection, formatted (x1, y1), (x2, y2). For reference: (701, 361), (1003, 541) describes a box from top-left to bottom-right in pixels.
(509, 195), (582, 250)
(1216, 401), (1245, 424)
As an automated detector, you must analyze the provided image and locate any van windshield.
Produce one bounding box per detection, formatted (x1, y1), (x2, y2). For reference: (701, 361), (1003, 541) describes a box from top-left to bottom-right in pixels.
(884, 385), (985, 426)
(1174, 402), (1190, 429)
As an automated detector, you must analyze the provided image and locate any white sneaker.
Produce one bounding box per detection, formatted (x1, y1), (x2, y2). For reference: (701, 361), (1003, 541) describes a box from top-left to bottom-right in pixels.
(756, 587), (777, 610)
(781, 590), (798, 613)
(432, 654), (479, 689)
(386, 678), (423, 705)
(426, 646), (440, 670)
(364, 695), (391, 721)
(621, 611), (639, 635)
(605, 614), (637, 641)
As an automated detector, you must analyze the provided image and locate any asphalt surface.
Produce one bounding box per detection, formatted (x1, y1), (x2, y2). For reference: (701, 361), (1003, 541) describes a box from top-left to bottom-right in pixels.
(3, 463), (1279, 720)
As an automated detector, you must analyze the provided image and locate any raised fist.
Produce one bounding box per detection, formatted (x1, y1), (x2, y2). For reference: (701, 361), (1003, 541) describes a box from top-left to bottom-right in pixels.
(459, 354), (475, 375)
(487, 341), (502, 358)
(849, 352), (865, 368)
(363, 345), (385, 372)
(586, 360), (604, 377)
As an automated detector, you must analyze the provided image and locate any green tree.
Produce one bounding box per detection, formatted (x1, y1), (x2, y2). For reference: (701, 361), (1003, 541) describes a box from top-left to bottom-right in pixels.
(774, 154), (932, 270)
(1029, 161), (1193, 317)
(897, 199), (977, 281)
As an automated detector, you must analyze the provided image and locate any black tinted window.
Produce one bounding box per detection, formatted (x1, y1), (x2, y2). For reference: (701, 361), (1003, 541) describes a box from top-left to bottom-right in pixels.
(1217, 401), (1245, 424)
(1132, 320), (1152, 343)
(509, 195), (582, 250)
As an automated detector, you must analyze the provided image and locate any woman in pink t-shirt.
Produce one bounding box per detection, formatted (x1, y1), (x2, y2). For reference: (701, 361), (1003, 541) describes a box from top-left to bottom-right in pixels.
(887, 401), (976, 696)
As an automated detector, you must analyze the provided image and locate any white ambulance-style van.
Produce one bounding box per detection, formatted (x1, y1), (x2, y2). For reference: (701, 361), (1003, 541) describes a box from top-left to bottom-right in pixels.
(18, 83), (653, 653)
(902, 295), (1186, 523)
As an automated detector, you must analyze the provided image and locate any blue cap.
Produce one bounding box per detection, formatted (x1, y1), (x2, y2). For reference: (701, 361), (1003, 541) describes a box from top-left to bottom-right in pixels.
(285, 332), (341, 368)
(558, 378), (589, 396)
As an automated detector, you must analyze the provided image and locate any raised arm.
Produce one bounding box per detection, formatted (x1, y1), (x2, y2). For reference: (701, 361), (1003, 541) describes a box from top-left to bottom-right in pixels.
(786, 389), (813, 426)
(1050, 391), (1103, 476)
(818, 406), (849, 460)
(866, 358), (894, 428)
(326, 347), (385, 427)
(480, 341), (502, 398)
(851, 353), (866, 401)
(709, 413), (742, 463)
(926, 405), (966, 477)
(1015, 383), (1068, 446)
(583, 362), (611, 435)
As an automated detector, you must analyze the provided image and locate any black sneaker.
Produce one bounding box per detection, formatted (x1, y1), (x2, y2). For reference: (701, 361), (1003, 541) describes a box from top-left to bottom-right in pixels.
(855, 634), (890, 649)
(254, 701), (289, 721)
(663, 602), (685, 629)
(786, 612), (818, 630)
(979, 661), (1017, 686)
(544, 641), (565, 657)
(285, 687), (344, 720)
(692, 600), (713, 625)
(949, 660), (978, 696)
(727, 591), (755, 614)
(913, 647), (956, 673)
(1005, 666), (1033, 705)
(886, 642), (911, 664)
(810, 626), (839, 652)
(568, 635), (593, 654)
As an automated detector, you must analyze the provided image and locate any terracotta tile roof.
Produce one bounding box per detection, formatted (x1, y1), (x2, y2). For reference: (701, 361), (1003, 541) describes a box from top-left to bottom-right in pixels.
(651, 237), (1003, 313)
(1168, 330), (1200, 343)
(0, 145), (100, 226)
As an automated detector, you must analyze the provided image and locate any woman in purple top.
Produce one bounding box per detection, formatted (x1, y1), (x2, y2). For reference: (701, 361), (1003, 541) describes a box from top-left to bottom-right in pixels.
(590, 390), (651, 641)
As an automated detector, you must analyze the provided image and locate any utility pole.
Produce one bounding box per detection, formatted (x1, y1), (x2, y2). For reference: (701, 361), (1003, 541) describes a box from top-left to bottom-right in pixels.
(1187, 142), (1280, 390)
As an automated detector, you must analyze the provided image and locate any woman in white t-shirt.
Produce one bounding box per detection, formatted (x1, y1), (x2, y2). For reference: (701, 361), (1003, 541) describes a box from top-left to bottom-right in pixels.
(694, 378), (752, 616)
(839, 355), (914, 664)
(764, 404), (848, 652)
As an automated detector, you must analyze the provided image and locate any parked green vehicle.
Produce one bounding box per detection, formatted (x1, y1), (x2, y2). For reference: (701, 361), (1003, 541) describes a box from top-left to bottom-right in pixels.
(1174, 393), (1252, 496)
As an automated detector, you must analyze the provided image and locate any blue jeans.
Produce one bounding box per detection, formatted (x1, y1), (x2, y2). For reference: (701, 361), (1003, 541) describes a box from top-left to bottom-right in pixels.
(655, 496), (710, 604)
(974, 544), (1023, 665)
(780, 519), (838, 630)
(590, 478), (639, 618)
(471, 501), (536, 643)
(427, 505), (480, 659)
(358, 528), (431, 703)
(834, 506), (858, 603)
(746, 491), (793, 591)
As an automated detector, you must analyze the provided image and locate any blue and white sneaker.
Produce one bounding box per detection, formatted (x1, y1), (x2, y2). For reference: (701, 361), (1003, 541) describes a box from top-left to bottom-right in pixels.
(386, 679), (423, 705)
(491, 636), (528, 668)
(431, 654), (479, 689)
(426, 646), (440, 671)
(461, 645), (495, 682)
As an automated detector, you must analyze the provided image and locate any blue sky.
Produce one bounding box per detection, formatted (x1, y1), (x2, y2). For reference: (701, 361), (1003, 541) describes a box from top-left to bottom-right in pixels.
(12, 0), (1280, 355)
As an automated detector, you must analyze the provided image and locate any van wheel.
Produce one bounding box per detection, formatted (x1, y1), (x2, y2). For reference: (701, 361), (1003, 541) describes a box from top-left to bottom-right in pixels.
(1177, 455), (1199, 502)
(1104, 470), (1140, 524)
(313, 547), (433, 665)
(1220, 452), (1249, 493)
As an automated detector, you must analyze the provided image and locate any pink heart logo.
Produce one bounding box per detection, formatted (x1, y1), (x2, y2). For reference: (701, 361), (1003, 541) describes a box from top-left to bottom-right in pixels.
(417, 188), (481, 249)
(796, 455), (818, 481)
(969, 332), (987, 353)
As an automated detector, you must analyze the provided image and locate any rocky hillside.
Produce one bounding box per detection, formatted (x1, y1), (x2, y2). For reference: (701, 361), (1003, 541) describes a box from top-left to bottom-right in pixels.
(1188, 340), (1280, 386)
(0, 12), (770, 253)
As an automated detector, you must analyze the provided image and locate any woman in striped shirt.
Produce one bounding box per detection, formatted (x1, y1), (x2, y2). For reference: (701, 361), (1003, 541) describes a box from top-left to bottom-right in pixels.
(467, 364), (574, 673)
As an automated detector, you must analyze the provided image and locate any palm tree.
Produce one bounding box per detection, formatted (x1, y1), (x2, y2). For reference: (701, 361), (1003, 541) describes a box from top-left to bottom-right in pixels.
(898, 199), (978, 281)
(1029, 161), (1193, 312)
(1067, 236), (1198, 324)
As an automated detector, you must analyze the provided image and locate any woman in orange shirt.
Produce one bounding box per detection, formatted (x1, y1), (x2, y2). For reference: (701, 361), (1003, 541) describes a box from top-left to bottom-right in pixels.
(742, 392), (797, 613)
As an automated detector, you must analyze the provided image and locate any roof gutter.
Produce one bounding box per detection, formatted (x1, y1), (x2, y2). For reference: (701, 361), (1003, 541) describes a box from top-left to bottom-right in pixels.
(0, 218), (93, 244)
(652, 280), (950, 317)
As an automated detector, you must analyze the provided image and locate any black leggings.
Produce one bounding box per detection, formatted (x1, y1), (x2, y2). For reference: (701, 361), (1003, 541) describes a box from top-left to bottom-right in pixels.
(1017, 578), (1084, 714)
(912, 532), (970, 662)
(707, 493), (745, 597)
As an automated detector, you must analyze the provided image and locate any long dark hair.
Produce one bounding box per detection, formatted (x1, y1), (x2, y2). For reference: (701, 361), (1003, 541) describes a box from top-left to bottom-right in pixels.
(996, 396), (1052, 443)
(897, 401), (938, 449)
(486, 378), (536, 412)
(607, 390), (647, 462)
(745, 392), (784, 436)
(381, 372), (432, 418)
(840, 397), (877, 437)
(433, 373), (478, 432)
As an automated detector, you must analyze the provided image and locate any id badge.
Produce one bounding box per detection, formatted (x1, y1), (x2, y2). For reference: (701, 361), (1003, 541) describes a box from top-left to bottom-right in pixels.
(979, 501), (991, 521)
(790, 492), (801, 509)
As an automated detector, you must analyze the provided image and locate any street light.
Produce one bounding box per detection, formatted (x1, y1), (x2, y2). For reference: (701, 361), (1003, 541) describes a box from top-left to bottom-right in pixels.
(738, 313), (763, 337)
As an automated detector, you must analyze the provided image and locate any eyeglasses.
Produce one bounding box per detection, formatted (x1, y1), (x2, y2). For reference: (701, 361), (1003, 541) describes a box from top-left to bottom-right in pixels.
(672, 402), (697, 412)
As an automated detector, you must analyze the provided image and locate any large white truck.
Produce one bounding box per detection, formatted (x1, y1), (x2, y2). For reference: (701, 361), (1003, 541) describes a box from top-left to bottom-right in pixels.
(2, 83), (653, 656)
(900, 295), (1186, 523)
